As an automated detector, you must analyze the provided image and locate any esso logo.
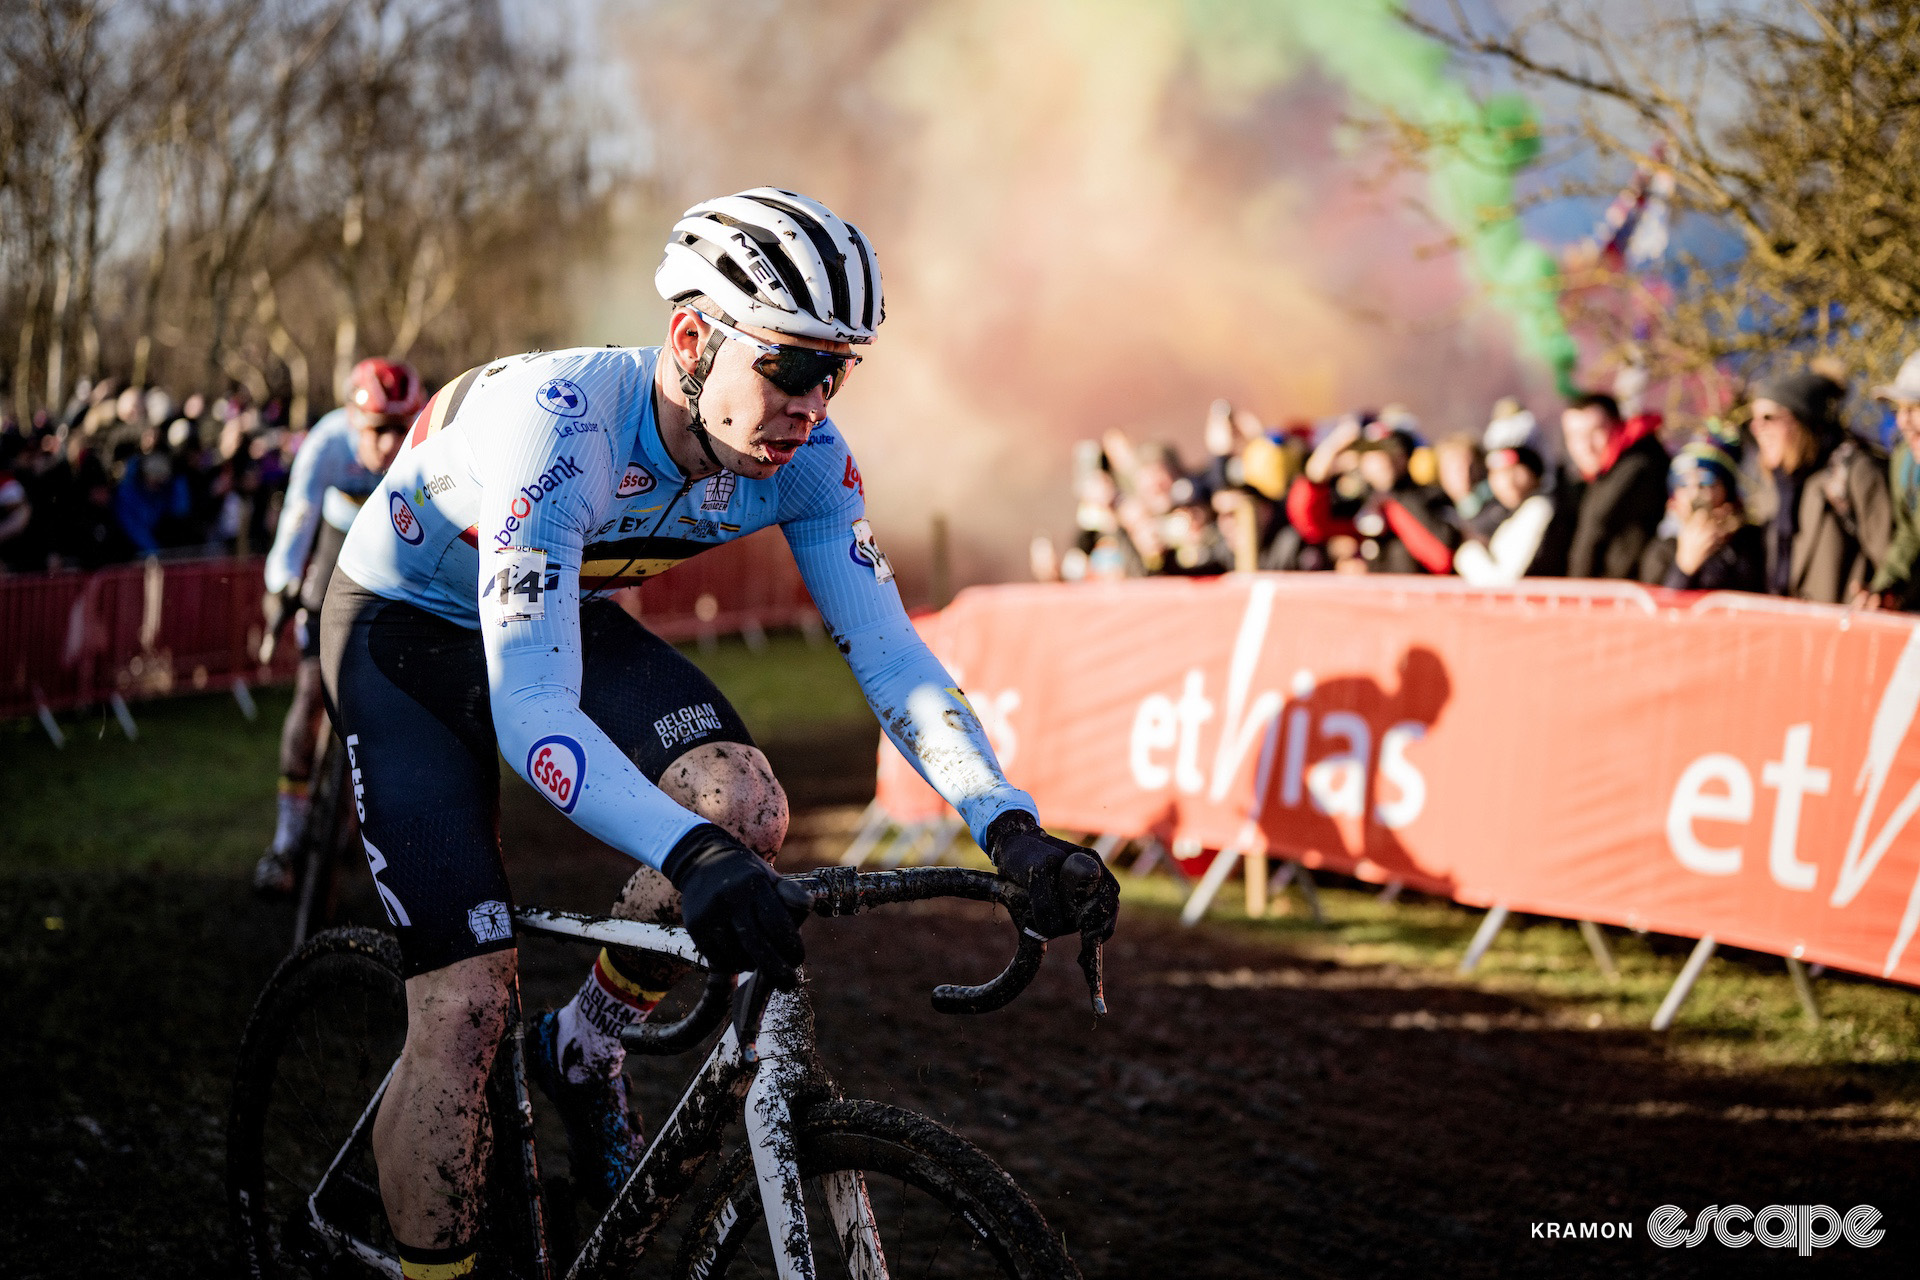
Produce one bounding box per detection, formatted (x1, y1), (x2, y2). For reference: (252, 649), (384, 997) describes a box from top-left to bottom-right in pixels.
(527, 734), (585, 813)
(616, 464), (655, 498)
(390, 492), (424, 545)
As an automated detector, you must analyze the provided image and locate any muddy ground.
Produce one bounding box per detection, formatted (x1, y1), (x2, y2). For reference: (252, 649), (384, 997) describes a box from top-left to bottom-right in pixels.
(3, 723), (1916, 1277)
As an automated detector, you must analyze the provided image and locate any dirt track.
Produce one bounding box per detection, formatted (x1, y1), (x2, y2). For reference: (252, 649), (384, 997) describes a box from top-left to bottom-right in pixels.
(4, 725), (1917, 1277)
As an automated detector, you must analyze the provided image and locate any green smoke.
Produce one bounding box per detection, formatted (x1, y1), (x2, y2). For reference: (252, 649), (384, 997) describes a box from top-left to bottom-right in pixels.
(1184, 0), (1580, 397)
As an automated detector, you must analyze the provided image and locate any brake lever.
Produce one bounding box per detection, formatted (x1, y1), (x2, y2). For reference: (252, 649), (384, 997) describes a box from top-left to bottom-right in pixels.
(1077, 932), (1106, 1018)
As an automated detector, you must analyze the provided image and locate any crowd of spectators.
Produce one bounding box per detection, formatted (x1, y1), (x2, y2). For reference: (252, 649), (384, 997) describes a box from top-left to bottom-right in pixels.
(1039, 355), (1920, 611)
(0, 379), (307, 574)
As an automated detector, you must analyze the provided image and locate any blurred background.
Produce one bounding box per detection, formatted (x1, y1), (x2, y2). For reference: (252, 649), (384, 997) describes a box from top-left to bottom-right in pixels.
(5, 0), (1916, 592)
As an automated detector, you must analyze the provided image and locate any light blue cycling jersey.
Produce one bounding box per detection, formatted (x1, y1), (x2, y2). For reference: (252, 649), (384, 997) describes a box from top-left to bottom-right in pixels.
(263, 408), (383, 594)
(336, 345), (1033, 870)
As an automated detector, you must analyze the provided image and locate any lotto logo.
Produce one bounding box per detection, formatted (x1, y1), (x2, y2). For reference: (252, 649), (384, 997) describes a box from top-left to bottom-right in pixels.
(390, 491), (424, 545)
(617, 464), (655, 498)
(527, 734), (585, 813)
(536, 378), (588, 418)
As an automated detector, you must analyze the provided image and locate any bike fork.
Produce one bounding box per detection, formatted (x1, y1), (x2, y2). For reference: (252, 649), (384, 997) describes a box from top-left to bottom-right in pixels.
(743, 987), (888, 1280)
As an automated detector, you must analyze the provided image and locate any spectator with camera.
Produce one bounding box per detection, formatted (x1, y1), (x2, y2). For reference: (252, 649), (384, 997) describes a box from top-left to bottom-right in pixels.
(1452, 445), (1567, 585)
(1637, 428), (1766, 592)
(1747, 370), (1892, 604)
(1559, 391), (1669, 579)
(1287, 413), (1459, 574)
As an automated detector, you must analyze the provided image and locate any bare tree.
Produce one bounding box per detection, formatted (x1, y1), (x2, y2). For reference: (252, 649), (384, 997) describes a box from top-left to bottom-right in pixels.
(0, 0), (608, 421)
(1410, 0), (1920, 396)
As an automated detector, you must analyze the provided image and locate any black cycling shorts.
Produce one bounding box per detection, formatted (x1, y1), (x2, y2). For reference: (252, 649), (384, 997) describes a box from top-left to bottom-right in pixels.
(318, 570), (755, 978)
(294, 520), (348, 660)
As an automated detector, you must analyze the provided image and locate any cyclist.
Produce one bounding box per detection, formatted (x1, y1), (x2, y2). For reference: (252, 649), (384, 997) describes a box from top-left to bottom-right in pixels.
(320, 188), (1119, 1277)
(253, 358), (425, 895)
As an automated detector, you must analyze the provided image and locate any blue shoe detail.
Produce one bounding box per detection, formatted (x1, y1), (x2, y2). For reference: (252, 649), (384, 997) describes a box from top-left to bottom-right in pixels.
(526, 1010), (641, 1204)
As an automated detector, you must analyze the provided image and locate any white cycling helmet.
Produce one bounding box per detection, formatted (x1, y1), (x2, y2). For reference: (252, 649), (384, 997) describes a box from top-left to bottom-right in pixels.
(655, 187), (884, 345)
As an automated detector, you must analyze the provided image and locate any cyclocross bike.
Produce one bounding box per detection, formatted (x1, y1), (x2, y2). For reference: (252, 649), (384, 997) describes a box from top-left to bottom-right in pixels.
(227, 863), (1109, 1279)
(287, 732), (357, 951)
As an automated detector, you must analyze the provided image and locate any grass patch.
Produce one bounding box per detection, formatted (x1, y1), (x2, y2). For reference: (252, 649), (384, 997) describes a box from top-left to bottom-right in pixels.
(0, 629), (869, 876)
(1110, 868), (1920, 1092)
(680, 630), (870, 739)
(0, 687), (295, 876)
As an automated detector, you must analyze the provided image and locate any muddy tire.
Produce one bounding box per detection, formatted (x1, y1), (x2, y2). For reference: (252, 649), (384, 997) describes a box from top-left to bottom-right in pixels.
(227, 927), (407, 1278)
(671, 1099), (1081, 1280)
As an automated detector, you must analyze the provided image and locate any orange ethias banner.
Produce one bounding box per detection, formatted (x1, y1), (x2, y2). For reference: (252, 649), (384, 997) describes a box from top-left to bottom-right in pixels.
(875, 575), (1920, 986)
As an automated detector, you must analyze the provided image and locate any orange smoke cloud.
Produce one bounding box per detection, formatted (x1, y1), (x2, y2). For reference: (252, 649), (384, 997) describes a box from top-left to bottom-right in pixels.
(587, 0), (1546, 588)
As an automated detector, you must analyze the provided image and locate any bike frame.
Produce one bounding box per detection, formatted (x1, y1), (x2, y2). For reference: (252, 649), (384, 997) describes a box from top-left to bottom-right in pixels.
(293, 907), (873, 1280)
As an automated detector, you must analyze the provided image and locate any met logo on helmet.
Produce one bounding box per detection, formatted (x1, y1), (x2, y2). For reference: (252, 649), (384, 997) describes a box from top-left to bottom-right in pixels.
(536, 378), (588, 418)
(527, 734), (586, 814)
(390, 491), (424, 545)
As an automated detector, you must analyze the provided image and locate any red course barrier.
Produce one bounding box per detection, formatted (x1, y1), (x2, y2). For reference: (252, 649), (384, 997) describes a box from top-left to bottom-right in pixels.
(875, 575), (1920, 987)
(0, 528), (816, 719)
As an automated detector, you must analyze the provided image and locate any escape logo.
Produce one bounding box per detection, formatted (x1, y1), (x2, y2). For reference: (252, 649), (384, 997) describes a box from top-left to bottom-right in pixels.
(1648, 1203), (1883, 1253)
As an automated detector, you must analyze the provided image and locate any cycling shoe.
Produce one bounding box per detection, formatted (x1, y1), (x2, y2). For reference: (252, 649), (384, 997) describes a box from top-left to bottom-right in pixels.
(526, 1009), (641, 1205)
(252, 847), (294, 897)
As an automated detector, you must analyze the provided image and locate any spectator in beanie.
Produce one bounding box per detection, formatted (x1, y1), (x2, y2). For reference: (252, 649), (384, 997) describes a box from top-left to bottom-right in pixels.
(1749, 370), (1892, 604)
(1452, 445), (1564, 585)
(1559, 391), (1669, 579)
(1288, 415), (1459, 574)
(1867, 352), (1920, 608)
(1638, 429), (1766, 592)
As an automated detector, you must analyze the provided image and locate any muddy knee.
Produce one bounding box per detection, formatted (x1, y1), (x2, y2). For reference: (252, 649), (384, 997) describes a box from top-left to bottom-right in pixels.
(608, 865), (693, 990)
(654, 742), (788, 857)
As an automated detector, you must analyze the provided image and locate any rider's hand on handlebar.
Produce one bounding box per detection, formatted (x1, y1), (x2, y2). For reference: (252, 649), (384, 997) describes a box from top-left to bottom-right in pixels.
(661, 824), (808, 986)
(985, 811), (1120, 943)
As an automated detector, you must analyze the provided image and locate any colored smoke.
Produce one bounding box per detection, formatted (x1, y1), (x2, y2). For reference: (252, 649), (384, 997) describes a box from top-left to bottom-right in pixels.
(585, 0), (1568, 585)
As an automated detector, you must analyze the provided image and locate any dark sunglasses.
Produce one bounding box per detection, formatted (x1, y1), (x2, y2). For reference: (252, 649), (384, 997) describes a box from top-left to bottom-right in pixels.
(696, 310), (862, 400)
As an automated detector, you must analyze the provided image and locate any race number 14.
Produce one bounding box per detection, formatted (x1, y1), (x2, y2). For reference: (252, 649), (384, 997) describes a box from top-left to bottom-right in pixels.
(489, 546), (557, 624)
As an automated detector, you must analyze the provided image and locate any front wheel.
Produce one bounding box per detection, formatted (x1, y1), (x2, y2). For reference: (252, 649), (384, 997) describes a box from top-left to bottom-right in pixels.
(672, 1100), (1081, 1280)
(227, 927), (408, 1278)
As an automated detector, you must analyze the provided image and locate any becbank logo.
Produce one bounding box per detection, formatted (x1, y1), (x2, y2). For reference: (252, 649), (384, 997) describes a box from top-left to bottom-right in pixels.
(1648, 1203), (1883, 1254)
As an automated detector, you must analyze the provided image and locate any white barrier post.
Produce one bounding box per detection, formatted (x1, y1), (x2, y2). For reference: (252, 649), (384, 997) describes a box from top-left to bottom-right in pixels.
(1181, 716), (1286, 927)
(1785, 956), (1822, 1025)
(1458, 903), (1510, 974)
(108, 692), (138, 741)
(1651, 935), (1717, 1030)
(1578, 919), (1619, 981)
(1129, 837), (1169, 878)
(35, 699), (65, 748)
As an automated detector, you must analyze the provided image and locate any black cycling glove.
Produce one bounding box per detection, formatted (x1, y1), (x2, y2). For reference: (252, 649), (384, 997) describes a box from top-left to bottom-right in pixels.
(985, 811), (1120, 942)
(661, 824), (807, 985)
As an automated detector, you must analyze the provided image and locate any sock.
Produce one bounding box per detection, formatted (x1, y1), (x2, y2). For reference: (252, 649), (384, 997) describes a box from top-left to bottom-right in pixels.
(554, 949), (664, 1083)
(396, 1239), (476, 1279)
(271, 778), (311, 855)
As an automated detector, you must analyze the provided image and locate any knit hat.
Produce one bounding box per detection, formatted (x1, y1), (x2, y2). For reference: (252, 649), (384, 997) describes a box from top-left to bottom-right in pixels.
(1486, 444), (1545, 477)
(1668, 424), (1742, 495)
(1750, 371), (1845, 438)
